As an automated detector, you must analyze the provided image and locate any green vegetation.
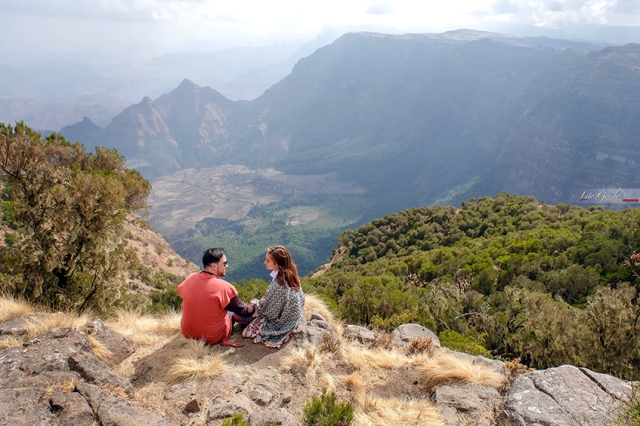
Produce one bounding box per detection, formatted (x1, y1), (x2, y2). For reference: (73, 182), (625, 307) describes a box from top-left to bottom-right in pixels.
(304, 193), (640, 379)
(175, 194), (374, 280)
(612, 383), (640, 425)
(303, 388), (354, 426)
(221, 413), (252, 426)
(0, 122), (150, 313)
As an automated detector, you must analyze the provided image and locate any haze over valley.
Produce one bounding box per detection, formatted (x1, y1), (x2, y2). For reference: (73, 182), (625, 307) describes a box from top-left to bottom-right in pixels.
(49, 29), (640, 278)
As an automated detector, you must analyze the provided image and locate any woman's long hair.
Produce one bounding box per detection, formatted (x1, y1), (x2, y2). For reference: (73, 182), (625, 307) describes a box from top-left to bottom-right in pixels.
(267, 246), (301, 291)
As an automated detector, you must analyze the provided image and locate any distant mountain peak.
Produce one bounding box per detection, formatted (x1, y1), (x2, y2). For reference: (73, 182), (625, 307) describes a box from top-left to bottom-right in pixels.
(177, 78), (198, 90)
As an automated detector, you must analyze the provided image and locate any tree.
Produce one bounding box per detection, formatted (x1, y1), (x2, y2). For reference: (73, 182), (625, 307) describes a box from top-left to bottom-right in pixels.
(0, 122), (150, 312)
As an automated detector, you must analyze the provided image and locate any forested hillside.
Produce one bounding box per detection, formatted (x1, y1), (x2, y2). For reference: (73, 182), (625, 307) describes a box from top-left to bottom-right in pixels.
(304, 193), (640, 380)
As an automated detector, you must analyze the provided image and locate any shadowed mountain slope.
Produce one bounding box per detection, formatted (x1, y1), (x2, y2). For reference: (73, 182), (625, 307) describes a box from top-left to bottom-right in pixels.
(62, 31), (640, 207)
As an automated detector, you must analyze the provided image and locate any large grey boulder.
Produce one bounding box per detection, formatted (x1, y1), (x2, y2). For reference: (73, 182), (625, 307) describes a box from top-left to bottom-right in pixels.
(292, 318), (333, 347)
(76, 381), (168, 426)
(392, 324), (440, 347)
(68, 351), (135, 396)
(501, 365), (629, 425)
(344, 325), (376, 345)
(208, 394), (258, 420)
(435, 384), (502, 426)
(0, 387), (59, 425)
(50, 390), (96, 426)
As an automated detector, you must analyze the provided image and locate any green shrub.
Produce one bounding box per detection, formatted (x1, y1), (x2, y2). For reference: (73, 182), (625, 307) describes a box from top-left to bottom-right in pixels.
(438, 330), (490, 357)
(155, 245), (164, 255)
(303, 388), (354, 426)
(221, 413), (251, 426)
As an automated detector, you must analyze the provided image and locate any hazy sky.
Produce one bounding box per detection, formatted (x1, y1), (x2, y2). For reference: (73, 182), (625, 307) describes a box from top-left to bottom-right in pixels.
(1, 0), (640, 63)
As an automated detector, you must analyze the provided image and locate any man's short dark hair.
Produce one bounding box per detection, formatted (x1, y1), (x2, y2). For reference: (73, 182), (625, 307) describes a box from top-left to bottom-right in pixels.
(202, 247), (225, 267)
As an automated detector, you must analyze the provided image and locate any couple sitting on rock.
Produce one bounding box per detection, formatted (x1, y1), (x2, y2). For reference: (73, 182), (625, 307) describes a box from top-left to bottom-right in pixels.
(177, 246), (305, 349)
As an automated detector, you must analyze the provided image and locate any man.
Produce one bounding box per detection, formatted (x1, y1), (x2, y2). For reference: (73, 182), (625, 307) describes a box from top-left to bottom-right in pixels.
(177, 247), (254, 345)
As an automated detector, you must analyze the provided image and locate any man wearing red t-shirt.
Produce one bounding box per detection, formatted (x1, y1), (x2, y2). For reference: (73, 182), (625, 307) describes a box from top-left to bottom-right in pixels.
(178, 248), (254, 345)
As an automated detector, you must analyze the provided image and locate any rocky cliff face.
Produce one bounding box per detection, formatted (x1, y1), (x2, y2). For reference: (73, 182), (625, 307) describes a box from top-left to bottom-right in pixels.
(0, 297), (634, 426)
(61, 31), (640, 207)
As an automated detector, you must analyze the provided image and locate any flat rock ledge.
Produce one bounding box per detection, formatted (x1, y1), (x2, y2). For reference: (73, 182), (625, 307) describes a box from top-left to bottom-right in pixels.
(0, 325), (165, 426)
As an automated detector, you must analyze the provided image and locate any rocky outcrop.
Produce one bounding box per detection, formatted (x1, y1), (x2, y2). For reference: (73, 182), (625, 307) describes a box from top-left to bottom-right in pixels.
(0, 325), (164, 425)
(0, 311), (635, 426)
(392, 323), (441, 348)
(501, 365), (633, 425)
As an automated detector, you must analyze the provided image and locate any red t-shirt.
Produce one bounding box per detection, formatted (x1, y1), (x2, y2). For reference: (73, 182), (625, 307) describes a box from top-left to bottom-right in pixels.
(177, 272), (238, 344)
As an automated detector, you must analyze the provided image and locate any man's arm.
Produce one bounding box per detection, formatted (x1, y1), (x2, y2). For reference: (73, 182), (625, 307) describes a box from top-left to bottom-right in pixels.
(225, 296), (255, 316)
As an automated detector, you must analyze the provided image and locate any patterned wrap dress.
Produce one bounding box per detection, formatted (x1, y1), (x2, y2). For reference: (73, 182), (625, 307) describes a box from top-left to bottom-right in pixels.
(242, 270), (305, 349)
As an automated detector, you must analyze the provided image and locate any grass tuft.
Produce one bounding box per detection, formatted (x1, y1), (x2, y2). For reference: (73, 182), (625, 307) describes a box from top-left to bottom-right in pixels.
(166, 354), (228, 384)
(353, 397), (444, 426)
(0, 295), (34, 323)
(0, 336), (23, 350)
(25, 312), (92, 339)
(417, 353), (505, 391)
(281, 343), (327, 381)
(86, 334), (115, 365)
(105, 309), (181, 346)
(346, 347), (407, 372)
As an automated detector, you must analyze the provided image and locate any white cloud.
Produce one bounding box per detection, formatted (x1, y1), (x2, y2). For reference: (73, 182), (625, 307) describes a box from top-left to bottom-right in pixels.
(0, 0), (198, 22)
(366, 3), (394, 15)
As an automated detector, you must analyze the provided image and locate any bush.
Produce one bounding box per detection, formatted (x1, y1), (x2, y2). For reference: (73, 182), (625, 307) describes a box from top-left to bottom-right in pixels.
(221, 413), (251, 426)
(0, 122), (150, 313)
(303, 388), (354, 426)
(438, 330), (490, 357)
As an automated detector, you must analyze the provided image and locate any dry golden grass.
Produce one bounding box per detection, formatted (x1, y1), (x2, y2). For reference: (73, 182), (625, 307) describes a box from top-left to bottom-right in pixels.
(179, 336), (211, 359)
(25, 312), (92, 339)
(45, 379), (84, 395)
(346, 372), (366, 398)
(0, 295), (34, 323)
(346, 346), (409, 372)
(166, 354), (228, 384)
(353, 397), (444, 426)
(86, 334), (115, 365)
(105, 309), (181, 346)
(417, 352), (505, 391)
(281, 343), (328, 381)
(0, 336), (24, 350)
(304, 294), (341, 330)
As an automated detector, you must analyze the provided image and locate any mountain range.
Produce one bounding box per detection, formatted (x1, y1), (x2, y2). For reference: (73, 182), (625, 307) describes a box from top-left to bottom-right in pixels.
(60, 29), (640, 277)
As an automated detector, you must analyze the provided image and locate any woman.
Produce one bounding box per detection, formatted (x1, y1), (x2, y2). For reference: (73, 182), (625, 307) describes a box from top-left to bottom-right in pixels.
(242, 246), (305, 349)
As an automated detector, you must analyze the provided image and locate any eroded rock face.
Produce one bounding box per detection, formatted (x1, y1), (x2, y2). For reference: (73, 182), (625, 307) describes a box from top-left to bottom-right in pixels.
(81, 318), (135, 365)
(0, 387), (58, 425)
(501, 364), (631, 425)
(77, 382), (168, 426)
(0, 322), (165, 426)
(435, 385), (501, 426)
(0, 327), (92, 390)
